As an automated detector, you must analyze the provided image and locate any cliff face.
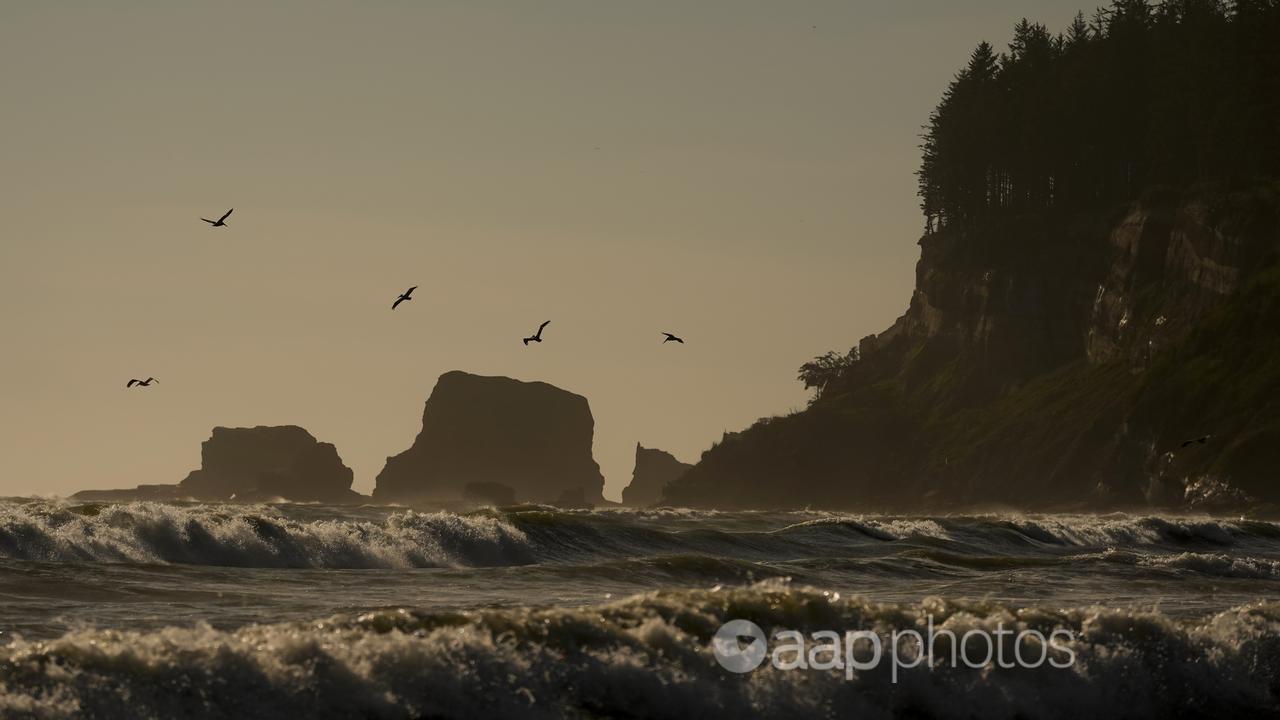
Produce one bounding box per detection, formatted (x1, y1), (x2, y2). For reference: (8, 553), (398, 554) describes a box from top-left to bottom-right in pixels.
(665, 184), (1280, 511)
(373, 371), (606, 505)
(621, 444), (692, 507)
(179, 426), (361, 503)
(1086, 191), (1279, 368)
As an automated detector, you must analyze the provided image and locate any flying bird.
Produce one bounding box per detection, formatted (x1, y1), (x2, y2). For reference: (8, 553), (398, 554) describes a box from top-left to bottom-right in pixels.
(201, 208), (233, 227)
(126, 377), (158, 387)
(1179, 435), (1211, 448)
(392, 286), (417, 310)
(662, 332), (684, 344)
(523, 321), (550, 346)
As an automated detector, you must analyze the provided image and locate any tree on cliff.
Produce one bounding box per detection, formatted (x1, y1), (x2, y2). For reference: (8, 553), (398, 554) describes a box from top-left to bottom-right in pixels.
(917, 0), (1280, 231)
(797, 347), (859, 402)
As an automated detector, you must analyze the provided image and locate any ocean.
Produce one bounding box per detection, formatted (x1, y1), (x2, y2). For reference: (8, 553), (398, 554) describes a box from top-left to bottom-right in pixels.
(0, 499), (1277, 718)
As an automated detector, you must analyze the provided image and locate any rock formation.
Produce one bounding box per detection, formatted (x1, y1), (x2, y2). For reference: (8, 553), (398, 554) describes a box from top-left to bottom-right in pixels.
(462, 481), (518, 507)
(72, 425), (363, 504)
(178, 426), (362, 503)
(664, 185), (1280, 511)
(70, 484), (185, 503)
(621, 444), (691, 506)
(373, 371), (607, 505)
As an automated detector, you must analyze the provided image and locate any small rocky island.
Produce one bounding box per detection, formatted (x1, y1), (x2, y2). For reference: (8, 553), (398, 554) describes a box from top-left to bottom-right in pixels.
(373, 371), (607, 505)
(621, 444), (691, 506)
(72, 425), (364, 504)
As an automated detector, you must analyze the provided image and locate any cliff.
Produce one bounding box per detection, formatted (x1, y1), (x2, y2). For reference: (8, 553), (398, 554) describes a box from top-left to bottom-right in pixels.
(621, 444), (691, 506)
(664, 183), (1280, 511)
(72, 425), (363, 504)
(372, 371), (606, 505)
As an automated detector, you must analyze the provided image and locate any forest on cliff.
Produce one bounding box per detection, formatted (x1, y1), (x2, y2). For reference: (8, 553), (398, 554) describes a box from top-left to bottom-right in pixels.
(667, 1), (1280, 512)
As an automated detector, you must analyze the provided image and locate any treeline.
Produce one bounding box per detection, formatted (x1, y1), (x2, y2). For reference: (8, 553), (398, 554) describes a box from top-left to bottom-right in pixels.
(917, 0), (1280, 231)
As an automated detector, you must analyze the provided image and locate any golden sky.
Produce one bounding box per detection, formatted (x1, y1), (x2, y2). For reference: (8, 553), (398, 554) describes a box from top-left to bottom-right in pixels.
(0, 1), (1086, 500)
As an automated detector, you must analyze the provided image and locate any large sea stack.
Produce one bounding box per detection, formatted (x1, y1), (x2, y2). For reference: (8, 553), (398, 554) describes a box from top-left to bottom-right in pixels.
(373, 371), (607, 505)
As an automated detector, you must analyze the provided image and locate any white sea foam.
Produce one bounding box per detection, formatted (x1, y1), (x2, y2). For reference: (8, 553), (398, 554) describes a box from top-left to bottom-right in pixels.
(3, 502), (1279, 574)
(0, 501), (531, 568)
(0, 582), (1276, 719)
(774, 513), (1280, 549)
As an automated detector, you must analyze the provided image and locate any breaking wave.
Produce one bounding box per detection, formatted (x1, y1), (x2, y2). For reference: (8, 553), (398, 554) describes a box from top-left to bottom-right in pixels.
(775, 513), (1280, 549)
(0, 502), (532, 568)
(2, 501), (1279, 572)
(0, 581), (1276, 719)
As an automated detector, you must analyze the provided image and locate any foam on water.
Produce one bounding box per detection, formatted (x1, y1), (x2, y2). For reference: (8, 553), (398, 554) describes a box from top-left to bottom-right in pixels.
(0, 501), (531, 568)
(3, 502), (1280, 571)
(0, 581), (1276, 719)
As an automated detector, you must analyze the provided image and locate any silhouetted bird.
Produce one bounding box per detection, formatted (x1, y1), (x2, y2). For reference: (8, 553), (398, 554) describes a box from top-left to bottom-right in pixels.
(392, 286), (417, 310)
(201, 208), (233, 227)
(1179, 435), (1211, 448)
(126, 377), (157, 387)
(662, 332), (684, 344)
(523, 321), (550, 345)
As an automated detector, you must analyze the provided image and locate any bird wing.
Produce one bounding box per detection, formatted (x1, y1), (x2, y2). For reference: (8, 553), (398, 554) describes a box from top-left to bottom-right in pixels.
(538, 320), (551, 333)
(201, 218), (216, 224)
(127, 379), (138, 387)
(392, 297), (404, 309)
(406, 286), (418, 296)
(219, 208), (234, 222)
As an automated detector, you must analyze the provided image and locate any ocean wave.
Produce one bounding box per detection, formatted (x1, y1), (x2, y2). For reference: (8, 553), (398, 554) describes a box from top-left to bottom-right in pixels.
(1083, 549), (1280, 579)
(0, 501), (532, 569)
(1144, 552), (1280, 579)
(775, 516), (951, 542)
(772, 513), (1280, 551)
(4, 501), (1280, 573)
(0, 582), (1276, 719)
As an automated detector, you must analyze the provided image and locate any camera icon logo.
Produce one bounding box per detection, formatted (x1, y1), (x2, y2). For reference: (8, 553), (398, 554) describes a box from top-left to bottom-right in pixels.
(712, 619), (767, 673)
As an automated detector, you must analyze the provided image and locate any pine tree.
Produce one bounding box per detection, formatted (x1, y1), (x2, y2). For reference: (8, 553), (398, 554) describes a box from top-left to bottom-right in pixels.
(915, 0), (1278, 234)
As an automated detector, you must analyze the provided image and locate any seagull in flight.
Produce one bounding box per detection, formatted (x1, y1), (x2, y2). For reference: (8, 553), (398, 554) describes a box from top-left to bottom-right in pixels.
(523, 321), (550, 346)
(201, 208), (234, 227)
(392, 286), (417, 310)
(1179, 434), (1211, 448)
(126, 377), (158, 387)
(662, 332), (684, 344)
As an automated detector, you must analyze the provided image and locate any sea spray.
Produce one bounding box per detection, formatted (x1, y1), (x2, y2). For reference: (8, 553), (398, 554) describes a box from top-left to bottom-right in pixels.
(0, 582), (1276, 719)
(3, 502), (1280, 571)
(0, 501), (532, 568)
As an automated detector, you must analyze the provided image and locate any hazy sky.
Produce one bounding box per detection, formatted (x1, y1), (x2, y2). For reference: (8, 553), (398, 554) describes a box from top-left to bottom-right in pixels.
(1, 1), (1087, 500)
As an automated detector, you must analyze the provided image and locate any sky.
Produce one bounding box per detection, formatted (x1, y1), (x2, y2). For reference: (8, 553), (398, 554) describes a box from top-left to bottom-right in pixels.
(0, 0), (1088, 500)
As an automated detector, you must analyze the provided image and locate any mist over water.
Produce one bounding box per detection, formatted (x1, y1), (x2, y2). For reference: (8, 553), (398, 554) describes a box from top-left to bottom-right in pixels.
(1, 499), (1278, 717)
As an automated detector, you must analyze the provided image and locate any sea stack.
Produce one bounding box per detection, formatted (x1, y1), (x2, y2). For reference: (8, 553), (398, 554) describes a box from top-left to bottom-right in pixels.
(72, 425), (363, 503)
(373, 371), (607, 505)
(621, 444), (691, 506)
(178, 425), (362, 503)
